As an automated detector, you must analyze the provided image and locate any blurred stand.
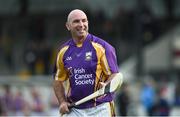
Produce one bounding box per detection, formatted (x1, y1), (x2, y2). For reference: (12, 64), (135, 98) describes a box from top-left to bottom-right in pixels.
(0, 76), (179, 116)
(23, 40), (51, 75)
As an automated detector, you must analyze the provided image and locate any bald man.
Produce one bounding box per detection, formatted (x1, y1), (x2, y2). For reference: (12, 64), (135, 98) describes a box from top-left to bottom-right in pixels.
(53, 9), (120, 117)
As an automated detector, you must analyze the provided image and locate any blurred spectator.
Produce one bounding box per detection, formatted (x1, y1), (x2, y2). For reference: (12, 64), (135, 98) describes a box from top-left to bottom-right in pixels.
(1, 85), (14, 116)
(140, 78), (156, 116)
(30, 88), (45, 116)
(174, 81), (180, 106)
(48, 91), (59, 116)
(117, 82), (130, 116)
(13, 90), (30, 116)
(152, 86), (171, 116)
(0, 97), (7, 116)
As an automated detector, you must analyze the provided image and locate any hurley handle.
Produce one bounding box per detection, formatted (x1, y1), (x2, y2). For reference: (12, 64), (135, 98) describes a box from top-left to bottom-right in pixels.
(68, 103), (75, 110)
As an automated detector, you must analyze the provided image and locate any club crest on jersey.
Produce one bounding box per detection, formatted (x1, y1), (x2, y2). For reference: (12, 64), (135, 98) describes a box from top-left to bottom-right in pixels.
(85, 51), (92, 61)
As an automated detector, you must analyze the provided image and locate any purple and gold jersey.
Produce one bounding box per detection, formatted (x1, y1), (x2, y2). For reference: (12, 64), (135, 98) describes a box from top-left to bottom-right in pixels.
(53, 34), (119, 109)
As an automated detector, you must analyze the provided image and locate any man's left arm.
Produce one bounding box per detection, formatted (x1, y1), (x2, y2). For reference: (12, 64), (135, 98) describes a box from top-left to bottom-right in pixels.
(100, 45), (121, 88)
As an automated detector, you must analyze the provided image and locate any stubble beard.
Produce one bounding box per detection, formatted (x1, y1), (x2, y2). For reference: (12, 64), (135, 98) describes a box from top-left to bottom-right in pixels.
(73, 29), (88, 42)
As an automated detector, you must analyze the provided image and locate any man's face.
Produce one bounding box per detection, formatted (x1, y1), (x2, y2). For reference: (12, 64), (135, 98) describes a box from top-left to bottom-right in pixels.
(66, 11), (88, 39)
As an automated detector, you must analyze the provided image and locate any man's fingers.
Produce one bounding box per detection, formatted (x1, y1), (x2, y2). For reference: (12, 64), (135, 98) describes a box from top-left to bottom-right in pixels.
(97, 94), (107, 99)
(99, 82), (106, 88)
(59, 102), (70, 114)
(67, 102), (71, 106)
(60, 107), (69, 114)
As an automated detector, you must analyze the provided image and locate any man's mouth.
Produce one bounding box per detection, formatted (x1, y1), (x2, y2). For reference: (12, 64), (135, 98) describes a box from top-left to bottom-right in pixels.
(78, 29), (85, 33)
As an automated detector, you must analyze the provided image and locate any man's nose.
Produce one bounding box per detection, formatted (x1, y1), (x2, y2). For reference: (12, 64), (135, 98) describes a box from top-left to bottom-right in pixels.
(79, 21), (83, 26)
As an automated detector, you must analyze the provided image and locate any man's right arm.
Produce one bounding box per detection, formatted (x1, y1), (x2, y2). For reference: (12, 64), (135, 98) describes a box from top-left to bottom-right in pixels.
(53, 46), (70, 114)
(53, 80), (70, 114)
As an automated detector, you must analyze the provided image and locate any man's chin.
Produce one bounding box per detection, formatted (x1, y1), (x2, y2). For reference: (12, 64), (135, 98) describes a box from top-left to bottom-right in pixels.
(78, 33), (87, 37)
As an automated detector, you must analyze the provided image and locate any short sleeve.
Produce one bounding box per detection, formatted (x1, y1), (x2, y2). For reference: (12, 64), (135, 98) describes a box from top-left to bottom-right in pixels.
(53, 46), (69, 81)
(101, 45), (119, 76)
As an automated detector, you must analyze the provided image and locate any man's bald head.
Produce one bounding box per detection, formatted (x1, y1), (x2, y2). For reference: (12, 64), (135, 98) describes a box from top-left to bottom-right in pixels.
(67, 9), (87, 23)
(66, 9), (89, 41)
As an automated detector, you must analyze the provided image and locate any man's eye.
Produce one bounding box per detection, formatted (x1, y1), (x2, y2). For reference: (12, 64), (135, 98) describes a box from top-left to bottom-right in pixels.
(74, 20), (79, 23)
(82, 19), (87, 22)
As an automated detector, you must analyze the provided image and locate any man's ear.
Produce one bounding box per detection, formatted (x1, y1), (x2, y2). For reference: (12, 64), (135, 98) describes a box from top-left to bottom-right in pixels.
(66, 22), (70, 31)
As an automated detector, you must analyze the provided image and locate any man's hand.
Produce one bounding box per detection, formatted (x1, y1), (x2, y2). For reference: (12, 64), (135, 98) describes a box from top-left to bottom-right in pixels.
(59, 101), (70, 114)
(98, 82), (106, 88)
(97, 82), (107, 99)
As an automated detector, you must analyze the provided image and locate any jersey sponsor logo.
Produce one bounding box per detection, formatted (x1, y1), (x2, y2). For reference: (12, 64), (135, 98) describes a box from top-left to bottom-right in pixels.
(72, 68), (94, 85)
(75, 79), (94, 85)
(85, 51), (92, 61)
(67, 67), (73, 77)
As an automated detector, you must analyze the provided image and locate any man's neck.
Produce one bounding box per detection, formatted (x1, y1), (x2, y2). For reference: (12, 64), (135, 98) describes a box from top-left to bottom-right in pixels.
(73, 34), (88, 45)
(74, 37), (85, 44)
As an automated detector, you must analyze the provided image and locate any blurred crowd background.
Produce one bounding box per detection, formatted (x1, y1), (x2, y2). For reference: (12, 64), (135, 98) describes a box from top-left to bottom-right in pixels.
(0, 0), (180, 116)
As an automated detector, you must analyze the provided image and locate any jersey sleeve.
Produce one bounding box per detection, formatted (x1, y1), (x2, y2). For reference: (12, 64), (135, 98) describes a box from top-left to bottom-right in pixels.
(101, 45), (119, 76)
(53, 46), (69, 81)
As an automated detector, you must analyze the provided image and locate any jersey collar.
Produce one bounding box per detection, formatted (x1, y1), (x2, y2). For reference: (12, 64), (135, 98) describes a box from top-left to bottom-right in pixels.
(70, 33), (91, 47)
